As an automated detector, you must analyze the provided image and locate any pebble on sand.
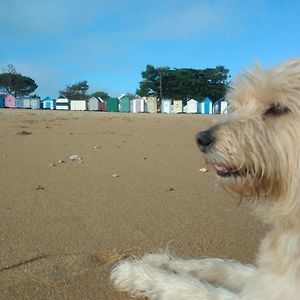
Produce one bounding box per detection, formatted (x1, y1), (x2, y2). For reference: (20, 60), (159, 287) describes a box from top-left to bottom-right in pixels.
(35, 185), (45, 190)
(69, 154), (81, 161)
(199, 168), (208, 173)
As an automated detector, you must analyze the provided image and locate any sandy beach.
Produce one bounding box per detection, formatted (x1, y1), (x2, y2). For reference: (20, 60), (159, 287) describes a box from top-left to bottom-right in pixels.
(0, 109), (264, 299)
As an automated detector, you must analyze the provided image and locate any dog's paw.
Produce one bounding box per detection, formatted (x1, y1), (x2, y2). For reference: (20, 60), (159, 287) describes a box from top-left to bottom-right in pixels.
(110, 257), (228, 300)
(139, 252), (173, 269)
(110, 259), (155, 297)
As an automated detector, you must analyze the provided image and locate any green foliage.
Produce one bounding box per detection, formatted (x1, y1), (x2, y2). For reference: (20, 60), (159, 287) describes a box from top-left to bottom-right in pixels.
(123, 92), (136, 100)
(137, 65), (230, 102)
(0, 65), (38, 96)
(136, 65), (170, 98)
(89, 91), (109, 100)
(59, 80), (89, 99)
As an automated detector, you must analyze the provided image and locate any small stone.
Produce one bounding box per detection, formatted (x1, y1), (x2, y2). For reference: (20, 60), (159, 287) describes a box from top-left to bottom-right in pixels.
(112, 174), (119, 178)
(142, 156), (147, 160)
(199, 168), (208, 173)
(94, 145), (101, 149)
(49, 163), (56, 167)
(167, 186), (174, 191)
(35, 185), (45, 190)
(58, 160), (65, 163)
(69, 154), (81, 161)
(16, 130), (32, 135)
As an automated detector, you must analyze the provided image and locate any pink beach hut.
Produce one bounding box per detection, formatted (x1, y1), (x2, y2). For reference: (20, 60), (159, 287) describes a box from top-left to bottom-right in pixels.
(5, 94), (16, 108)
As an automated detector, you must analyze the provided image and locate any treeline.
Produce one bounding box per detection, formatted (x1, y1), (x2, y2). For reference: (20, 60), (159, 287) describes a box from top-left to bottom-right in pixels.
(0, 64), (230, 102)
(137, 65), (230, 102)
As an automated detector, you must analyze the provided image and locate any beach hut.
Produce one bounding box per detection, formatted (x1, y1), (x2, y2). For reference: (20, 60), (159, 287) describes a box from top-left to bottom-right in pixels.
(99, 98), (105, 111)
(213, 98), (228, 114)
(220, 100), (228, 114)
(56, 96), (69, 110)
(200, 97), (213, 114)
(131, 97), (145, 113)
(145, 96), (157, 113)
(0, 95), (4, 108)
(161, 99), (172, 114)
(19, 96), (41, 109)
(105, 97), (119, 112)
(70, 99), (87, 111)
(23, 97), (31, 109)
(173, 100), (183, 114)
(15, 97), (24, 108)
(87, 96), (100, 111)
(119, 95), (130, 112)
(186, 99), (199, 113)
(4, 94), (16, 108)
(43, 97), (56, 110)
(29, 96), (41, 109)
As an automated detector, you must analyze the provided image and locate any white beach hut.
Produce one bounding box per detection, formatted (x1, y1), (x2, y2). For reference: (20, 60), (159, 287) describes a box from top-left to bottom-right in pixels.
(186, 99), (199, 113)
(70, 99), (87, 111)
(161, 99), (172, 114)
(131, 97), (145, 113)
(213, 98), (228, 114)
(87, 96), (100, 111)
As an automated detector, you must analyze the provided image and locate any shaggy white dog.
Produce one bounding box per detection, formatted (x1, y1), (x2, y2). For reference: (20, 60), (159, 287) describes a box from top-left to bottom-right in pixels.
(111, 58), (300, 300)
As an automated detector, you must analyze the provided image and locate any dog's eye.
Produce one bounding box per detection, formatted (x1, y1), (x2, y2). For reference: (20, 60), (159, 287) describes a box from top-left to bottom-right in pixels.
(263, 104), (290, 117)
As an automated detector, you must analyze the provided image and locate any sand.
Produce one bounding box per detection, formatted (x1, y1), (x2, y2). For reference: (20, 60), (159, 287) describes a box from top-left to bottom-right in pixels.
(0, 109), (264, 299)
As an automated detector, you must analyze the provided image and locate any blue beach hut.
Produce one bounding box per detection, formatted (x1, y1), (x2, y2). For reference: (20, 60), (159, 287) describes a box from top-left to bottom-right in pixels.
(43, 97), (56, 110)
(200, 97), (212, 114)
(0, 95), (4, 108)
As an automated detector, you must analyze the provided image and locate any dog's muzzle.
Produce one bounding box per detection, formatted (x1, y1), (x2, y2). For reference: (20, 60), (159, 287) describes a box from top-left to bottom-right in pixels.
(196, 130), (215, 153)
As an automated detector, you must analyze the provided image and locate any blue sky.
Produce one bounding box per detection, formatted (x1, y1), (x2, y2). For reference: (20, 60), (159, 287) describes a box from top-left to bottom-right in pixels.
(1, 0), (299, 98)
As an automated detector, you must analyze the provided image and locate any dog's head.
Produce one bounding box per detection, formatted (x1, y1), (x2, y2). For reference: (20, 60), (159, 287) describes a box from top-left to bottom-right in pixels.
(196, 58), (300, 202)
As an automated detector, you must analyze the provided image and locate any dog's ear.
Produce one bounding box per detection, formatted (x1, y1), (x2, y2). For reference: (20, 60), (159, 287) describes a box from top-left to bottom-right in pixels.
(227, 57), (300, 110)
(273, 57), (300, 87)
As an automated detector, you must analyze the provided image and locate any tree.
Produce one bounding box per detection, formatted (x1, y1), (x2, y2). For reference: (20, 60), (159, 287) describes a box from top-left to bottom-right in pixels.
(123, 92), (136, 100)
(89, 91), (109, 99)
(59, 80), (89, 99)
(137, 65), (230, 102)
(136, 65), (170, 99)
(2, 64), (16, 74)
(0, 64), (38, 96)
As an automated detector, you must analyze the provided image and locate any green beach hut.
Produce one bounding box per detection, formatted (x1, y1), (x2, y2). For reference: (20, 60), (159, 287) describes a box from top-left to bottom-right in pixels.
(105, 97), (119, 112)
(119, 96), (130, 112)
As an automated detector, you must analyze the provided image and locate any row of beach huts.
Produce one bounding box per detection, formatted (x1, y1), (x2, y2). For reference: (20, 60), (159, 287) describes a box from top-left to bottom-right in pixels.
(0, 94), (228, 114)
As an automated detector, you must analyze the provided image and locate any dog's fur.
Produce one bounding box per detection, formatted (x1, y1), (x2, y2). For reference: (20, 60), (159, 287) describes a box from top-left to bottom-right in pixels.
(110, 58), (300, 299)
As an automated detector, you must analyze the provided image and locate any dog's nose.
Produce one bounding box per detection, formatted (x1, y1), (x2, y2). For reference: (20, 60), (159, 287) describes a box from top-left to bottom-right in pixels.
(196, 130), (215, 152)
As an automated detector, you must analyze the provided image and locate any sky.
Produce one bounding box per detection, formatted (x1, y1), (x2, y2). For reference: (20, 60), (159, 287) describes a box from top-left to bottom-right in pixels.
(1, 0), (299, 98)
